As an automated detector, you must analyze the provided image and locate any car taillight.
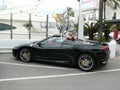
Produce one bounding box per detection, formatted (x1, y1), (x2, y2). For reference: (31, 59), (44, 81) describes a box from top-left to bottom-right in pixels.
(103, 46), (109, 51)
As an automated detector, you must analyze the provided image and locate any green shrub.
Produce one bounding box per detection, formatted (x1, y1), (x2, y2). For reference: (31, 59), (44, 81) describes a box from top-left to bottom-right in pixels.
(98, 35), (106, 42)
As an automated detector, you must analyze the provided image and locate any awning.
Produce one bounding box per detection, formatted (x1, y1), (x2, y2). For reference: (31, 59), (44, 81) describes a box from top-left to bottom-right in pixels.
(105, 19), (120, 24)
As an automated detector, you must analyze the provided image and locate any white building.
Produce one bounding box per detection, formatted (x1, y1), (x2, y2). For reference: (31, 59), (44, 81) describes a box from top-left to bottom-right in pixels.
(79, 0), (120, 23)
(106, 4), (120, 20)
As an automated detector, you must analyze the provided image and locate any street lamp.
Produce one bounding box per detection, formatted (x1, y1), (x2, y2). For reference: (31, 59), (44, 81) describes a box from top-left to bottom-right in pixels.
(77, 0), (84, 39)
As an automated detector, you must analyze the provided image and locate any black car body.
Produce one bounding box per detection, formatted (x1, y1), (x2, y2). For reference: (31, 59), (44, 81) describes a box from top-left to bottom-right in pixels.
(13, 35), (110, 71)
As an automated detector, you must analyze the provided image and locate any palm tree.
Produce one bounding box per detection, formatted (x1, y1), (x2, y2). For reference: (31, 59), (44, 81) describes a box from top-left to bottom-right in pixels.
(105, 0), (120, 9)
(98, 0), (120, 41)
(84, 22), (98, 40)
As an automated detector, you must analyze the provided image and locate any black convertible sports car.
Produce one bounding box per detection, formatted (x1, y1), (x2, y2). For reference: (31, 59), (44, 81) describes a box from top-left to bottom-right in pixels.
(12, 35), (110, 71)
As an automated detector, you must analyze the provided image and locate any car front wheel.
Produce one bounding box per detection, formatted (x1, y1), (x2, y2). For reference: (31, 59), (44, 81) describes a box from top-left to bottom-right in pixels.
(19, 48), (31, 62)
(77, 54), (95, 71)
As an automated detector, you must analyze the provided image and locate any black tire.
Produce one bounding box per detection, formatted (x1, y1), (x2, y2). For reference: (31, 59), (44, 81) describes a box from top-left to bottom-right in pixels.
(77, 54), (96, 71)
(19, 48), (32, 62)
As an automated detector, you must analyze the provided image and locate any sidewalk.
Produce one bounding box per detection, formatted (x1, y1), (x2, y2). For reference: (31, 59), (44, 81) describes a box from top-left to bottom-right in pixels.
(115, 53), (120, 60)
(115, 44), (120, 60)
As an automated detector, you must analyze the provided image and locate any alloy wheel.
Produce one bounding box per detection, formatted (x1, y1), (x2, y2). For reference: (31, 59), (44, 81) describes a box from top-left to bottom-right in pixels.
(78, 54), (95, 71)
(19, 48), (31, 62)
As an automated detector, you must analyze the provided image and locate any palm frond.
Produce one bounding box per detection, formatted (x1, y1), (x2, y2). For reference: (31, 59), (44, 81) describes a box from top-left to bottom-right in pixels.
(106, 0), (120, 9)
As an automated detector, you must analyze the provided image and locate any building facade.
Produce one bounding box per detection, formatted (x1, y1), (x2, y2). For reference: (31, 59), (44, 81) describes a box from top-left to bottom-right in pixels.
(80, 0), (120, 23)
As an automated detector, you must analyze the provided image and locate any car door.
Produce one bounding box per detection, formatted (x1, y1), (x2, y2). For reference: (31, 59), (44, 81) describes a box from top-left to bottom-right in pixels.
(60, 40), (75, 62)
(32, 37), (65, 61)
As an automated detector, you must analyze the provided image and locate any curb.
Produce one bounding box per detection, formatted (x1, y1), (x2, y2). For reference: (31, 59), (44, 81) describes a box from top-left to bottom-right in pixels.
(0, 48), (12, 54)
(0, 51), (12, 54)
(115, 52), (120, 60)
(115, 56), (120, 60)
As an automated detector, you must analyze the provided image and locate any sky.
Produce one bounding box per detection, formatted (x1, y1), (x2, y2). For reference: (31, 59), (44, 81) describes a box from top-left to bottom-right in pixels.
(33, 0), (97, 15)
(0, 0), (40, 8)
(4, 0), (39, 7)
(0, 0), (79, 9)
(0, 0), (79, 15)
(38, 0), (79, 10)
(37, 0), (79, 15)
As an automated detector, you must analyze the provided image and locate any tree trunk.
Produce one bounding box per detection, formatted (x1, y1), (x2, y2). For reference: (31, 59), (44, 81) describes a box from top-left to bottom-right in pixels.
(89, 30), (94, 40)
(98, 0), (104, 40)
(103, 0), (106, 19)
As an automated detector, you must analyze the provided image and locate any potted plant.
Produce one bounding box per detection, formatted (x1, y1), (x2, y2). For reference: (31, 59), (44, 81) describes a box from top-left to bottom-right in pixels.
(94, 21), (117, 58)
(102, 22), (113, 42)
(84, 22), (98, 40)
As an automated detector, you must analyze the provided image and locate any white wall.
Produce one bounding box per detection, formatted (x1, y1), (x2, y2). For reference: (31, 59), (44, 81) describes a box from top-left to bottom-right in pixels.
(106, 3), (120, 20)
(0, 39), (38, 48)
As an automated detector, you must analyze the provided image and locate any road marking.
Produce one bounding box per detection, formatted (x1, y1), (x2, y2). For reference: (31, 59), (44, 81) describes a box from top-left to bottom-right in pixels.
(0, 61), (74, 70)
(0, 68), (120, 82)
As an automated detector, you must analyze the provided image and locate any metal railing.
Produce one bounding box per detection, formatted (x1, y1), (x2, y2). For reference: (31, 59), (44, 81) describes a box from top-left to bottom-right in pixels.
(0, 13), (52, 40)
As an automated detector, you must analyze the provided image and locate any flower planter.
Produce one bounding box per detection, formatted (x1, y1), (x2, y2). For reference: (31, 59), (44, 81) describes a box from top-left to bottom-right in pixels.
(107, 40), (117, 58)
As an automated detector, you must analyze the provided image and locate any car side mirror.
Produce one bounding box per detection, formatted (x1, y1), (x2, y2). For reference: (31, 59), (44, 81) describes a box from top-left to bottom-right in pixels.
(38, 42), (44, 47)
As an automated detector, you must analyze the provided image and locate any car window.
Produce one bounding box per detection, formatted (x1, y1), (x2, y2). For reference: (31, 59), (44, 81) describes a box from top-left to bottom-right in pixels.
(41, 37), (64, 46)
(62, 40), (73, 45)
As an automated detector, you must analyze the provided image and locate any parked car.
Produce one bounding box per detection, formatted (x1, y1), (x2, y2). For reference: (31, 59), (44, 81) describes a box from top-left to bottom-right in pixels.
(12, 35), (110, 71)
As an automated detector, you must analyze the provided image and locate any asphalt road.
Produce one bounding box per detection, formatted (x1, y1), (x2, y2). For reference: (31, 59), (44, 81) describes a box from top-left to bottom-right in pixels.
(0, 53), (120, 90)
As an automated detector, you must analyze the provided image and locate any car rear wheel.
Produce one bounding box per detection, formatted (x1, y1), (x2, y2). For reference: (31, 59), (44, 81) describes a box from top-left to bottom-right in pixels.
(77, 54), (95, 71)
(19, 48), (31, 62)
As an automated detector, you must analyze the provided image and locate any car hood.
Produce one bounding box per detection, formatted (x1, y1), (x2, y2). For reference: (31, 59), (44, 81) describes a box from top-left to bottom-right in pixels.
(13, 41), (39, 49)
